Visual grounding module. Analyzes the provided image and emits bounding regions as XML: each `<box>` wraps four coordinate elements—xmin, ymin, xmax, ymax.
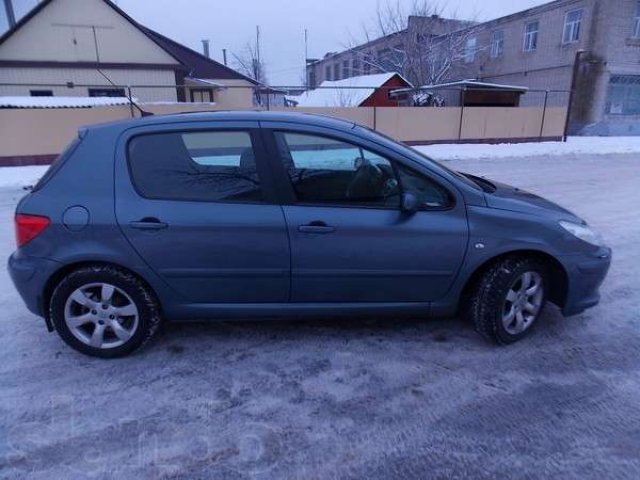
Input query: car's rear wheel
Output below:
<box><xmin>469</xmin><ymin>256</ymin><xmax>547</xmax><ymax>344</ymax></box>
<box><xmin>50</xmin><ymin>265</ymin><xmax>161</xmax><ymax>358</ymax></box>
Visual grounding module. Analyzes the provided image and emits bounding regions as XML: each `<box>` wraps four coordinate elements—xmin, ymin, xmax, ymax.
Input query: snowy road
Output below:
<box><xmin>1</xmin><ymin>152</ymin><xmax>640</xmax><ymax>479</ymax></box>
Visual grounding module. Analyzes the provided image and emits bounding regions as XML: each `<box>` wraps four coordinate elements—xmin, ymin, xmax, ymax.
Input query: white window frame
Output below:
<box><xmin>491</xmin><ymin>30</ymin><xmax>504</xmax><ymax>58</ymax></box>
<box><xmin>523</xmin><ymin>21</ymin><xmax>539</xmax><ymax>52</ymax></box>
<box><xmin>465</xmin><ymin>36</ymin><xmax>477</xmax><ymax>63</ymax></box>
<box><xmin>634</xmin><ymin>1</ymin><xmax>640</xmax><ymax>38</ymax></box>
<box><xmin>563</xmin><ymin>9</ymin><xmax>583</xmax><ymax>44</ymax></box>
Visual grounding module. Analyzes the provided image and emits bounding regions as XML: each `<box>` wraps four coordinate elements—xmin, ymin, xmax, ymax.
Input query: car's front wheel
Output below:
<box><xmin>50</xmin><ymin>265</ymin><xmax>161</xmax><ymax>358</ymax></box>
<box><xmin>469</xmin><ymin>256</ymin><xmax>547</xmax><ymax>344</ymax></box>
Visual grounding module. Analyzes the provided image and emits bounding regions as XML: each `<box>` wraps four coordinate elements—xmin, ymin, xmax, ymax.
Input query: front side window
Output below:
<box><xmin>563</xmin><ymin>10</ymin><xmax>583</xmax><ymax>44</ymax></box>
<box><xmin>273</xmin><ymin>132</ymin><xmax>450</xmax><ymax>209</ymax></box>
<box><xmin>465</xmin><ymin>37</ymin><xmax>477</xmax><ymax>63</ymax></box>
<box><xmin>128</xmin><ymin>130</ymin><xmax>263</xmax><ymax>202</ymax></box>
<box><xmin>491</xmin><ymin>30</ymin><xmax>504</xmax><ymax>58</ymax></box>
<box><xmin>634</xmin><ymin>1</ymin><xmax>640</xmax><ymax>38</ymax></box>
<box><xmin>524</xmin><ymin>21</ymin><xmax>539</xmax><ymax>51</ymax></box>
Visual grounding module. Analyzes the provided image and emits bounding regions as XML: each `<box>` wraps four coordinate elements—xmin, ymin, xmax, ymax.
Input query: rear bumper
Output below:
<box><xmin>7</xmin><ymin>251</ymin><xmax>61</xmax><ymax>319</ymax></box>
<box><xmin>560</xmin><ymin>247</ymin><xmax>612</xmax><ymax>316</ymax></box>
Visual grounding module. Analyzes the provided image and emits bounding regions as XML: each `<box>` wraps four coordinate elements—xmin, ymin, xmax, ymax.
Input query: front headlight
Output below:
<box><xmin>559</xmin><ymin>221</ymin><xmax>605</xmax><ymax>247</ymax></box>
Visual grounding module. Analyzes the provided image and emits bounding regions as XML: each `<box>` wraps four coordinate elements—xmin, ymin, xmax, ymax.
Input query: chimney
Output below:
<box><xmin>201</xmin><ymin>39</ymin><xmax>210</xmax><ymax>58</ymax></box>
<box><xmin>4</xmin><ymin>0</ymin><xmax>16</xmax><ymax>28</ymax></box>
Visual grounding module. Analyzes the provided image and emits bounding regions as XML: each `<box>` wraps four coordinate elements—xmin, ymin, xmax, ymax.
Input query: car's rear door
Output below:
<box><xmin>114</xmin><ymin>120</ymin><xmax>290</xmax><ymax>304</ymax></box>
<box><xmin>260</xmin><ymin>123</ymin><xmax>469</xmax><ymax>304</ymax></box>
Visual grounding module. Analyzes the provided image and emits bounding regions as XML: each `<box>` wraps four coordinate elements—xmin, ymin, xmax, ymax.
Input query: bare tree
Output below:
<box><xmin>233</xmin><ymin>41</ymin><xmax>267</xmax><ymax>84</ymax></box>
<box><xmin>349</xmin><ymin>1</ymin><xmax>482</xmax><ymax>97</ymax></box>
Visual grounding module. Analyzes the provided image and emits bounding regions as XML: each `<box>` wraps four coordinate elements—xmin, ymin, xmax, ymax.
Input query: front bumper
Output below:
<box><xmin>8</xmin><ymin>251</ymin><xmax>61</xmax><ymax>323</ymax></box>
<box><xmin>560</xmin><ymin>246</ymin><xmax>612</xmax><ymax>316</ymax></box>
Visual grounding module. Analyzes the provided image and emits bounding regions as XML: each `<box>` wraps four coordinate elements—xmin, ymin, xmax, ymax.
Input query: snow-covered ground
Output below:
<box><xmin>416</xmin><ymin>135</ymin><xmax>640</xmax><ymax>160</ymax></box>
<box><xmin>1</xmin><ymin>150</ymin><xmax>639</xmax><ymax>479</ymax></box>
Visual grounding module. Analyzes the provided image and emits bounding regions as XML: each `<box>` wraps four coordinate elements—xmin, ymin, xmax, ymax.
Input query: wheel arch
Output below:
<box><xmin>42</xmin><ymin>260</ymin><xmax>164</xmax><ymax>326</ymax></box>
<box><xmin>459</xmin><ymin>249</ymin><xmax>569</xmax><ymax>312</ymax></box>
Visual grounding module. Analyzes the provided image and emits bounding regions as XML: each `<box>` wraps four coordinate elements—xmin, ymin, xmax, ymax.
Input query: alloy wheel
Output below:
<box><xmin>64</xmin><ymin>282</ymin><xmax>139</xmax><ymax>349</ymax></box>
<box><xmin>501</xmin><ymin>271</ymin><xmax>544</xmax><ymax>335</ymax></box>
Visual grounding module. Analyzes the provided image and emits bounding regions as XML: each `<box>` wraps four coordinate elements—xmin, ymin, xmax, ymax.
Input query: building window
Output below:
<box><xmin>563</xmin><ymin>10</ymin><xmax>583</xmax><ymax>44</ymax></box>
<box><xmin>363</xmin><ymin>54</ymin><xmax>372</xmax><ymax>74</ymax></box>
<box><xmin>352</xmin><ymin>58</ymin><xmax>361</xmax><ymax>75</ymax></box>
<box><xmin>30</xmin><ymin>90</ymin><xmax>53</xmax><ymax>97</ymax></box>
<box><xmin>524</xmin><ymin>21</ymin><xmax>539</xmax><ymax>52</ymax></box>
<box><xmin>88</xmin><ymin>88</ymin><xmax>126</xmax><ymax>97</ymax></box>
<box><xmin>377</xmin><ymin>48</ymin><xmax>394</xmax><ymax>71</ymax></box>
<box><xmin>190</xmin><ymin>89</ymin><xmax>214</xmax><ymax>102</ymax></box>
<box><xmin>343</xmin><ymin>60</ymin><xmax>350</xmax><ymax>78</ymax></box>
<box><xmin>465</xmin><ymin>37</ymin><xmax>477</xmax><ymax>63</ymax></box>
<box><xmin>325</xmin><ymin>65</ymin><xmax>332</xmax><ymax>81</ymax></box>
<box><xmin>634</xmin><ymin>1</ymin><xmax>640</xmax><ymax>38</ymax></box>
<box><xmin>607</xmin><ymin>75</ymin><xmax>640</xmax><ymax>115</ymax></box>
<box><xmin>335</xmin><ymin>62</ymin><xmax>342</xmax><ymax>80</ymax></box>
<box><xmin>491</xmin><ymin>30</ymin><xmax>504</xmax><ymax>58</ymax></box>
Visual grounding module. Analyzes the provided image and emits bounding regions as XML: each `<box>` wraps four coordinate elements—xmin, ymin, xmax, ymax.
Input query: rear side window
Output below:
<box><xmin>128</xmin><ymin>130</ymin><xmax>263</xmax><ymax>202</ymax></box>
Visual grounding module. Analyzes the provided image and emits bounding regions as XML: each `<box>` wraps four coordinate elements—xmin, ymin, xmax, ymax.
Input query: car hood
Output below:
<box><xmin>483</xmin><ymin>178</ymin><xmax>583</xmax><ymax>223</ymax></box>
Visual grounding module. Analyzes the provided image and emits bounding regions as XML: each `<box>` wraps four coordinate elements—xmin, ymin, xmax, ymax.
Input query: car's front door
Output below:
<box><xmin>115</xmin><ymin>122</ymin><xmax>290</xmax><ymax>304</ymax></box>
<box><xmin>263</xmin><ymin>127</ymin><xmax>468</xmax><ymax>303</ymax></box>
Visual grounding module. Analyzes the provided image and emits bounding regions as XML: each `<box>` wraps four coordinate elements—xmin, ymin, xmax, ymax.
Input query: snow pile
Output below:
<box><xmin>415</xmin><ymin>136</ymin><xmax>640</xmax><ymax>160</ymax></box>
<box><xmin>0</xmin><ymin>165</ymin><xmax>48</xmax><ymax>189</ymax></box>
<box><xmin>290</xmin><ymin>73</ymin><xmax>401</xmax><ymax>107</ymax></box>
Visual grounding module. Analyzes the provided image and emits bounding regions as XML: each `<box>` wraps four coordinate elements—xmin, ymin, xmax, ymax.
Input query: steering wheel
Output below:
<box><xmin>346</xmin><ymin>157</ymin><xmax>385</xmax><ymax>199</ymax></box>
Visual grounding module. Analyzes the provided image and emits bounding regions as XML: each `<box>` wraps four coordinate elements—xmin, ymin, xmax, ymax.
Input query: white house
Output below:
<box><xmin>0</xmin><ymin>0</ymin><xmax>258</xmax><ymax>107</ymax></box>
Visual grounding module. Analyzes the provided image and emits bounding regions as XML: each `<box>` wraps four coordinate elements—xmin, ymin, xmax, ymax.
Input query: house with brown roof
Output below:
<box><xmin>0</xmin><ymin>0</ymin><xmax>258</xmax><ymax>108</ymax></box>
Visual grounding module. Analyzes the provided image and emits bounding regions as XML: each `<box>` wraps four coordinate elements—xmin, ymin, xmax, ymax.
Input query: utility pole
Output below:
<box><xmin>256</xmin><ymin>25</ymin><xmax>261</xmax><ymax>83</ymax></box>
<box><xmin>222</xmin><ymin>48</ymin><xmax>227</xmax><ymax>66</ymax></box>
<box><xmin>304</xmin><ymin>28</ymin><xmax>309</xmax><ymax>88</ymax></box>
<box><xmin>3</xmin><ymin>0</ymin><xmax>16</xmax><ymax>28</ymax></box>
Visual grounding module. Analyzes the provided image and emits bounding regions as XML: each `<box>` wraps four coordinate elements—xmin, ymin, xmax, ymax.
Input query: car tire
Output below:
<box><xmin>469</xmin><ymin>255</ymin><xmax>547</xmax><ymax>344</ymax></box>
<box><xmin>50</xmin><ymin>265</ymin><xmax>162</xmax><ymax>358</ymax></box>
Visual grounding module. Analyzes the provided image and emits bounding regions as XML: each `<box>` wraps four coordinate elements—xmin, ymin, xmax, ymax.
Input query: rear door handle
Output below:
<box><xmin>129</xmin><ymin>218</ymin><xmax>168</xmax><ymax>230</ymax></box>
<box><xmin>298</xmin><ymin>221</ymin><xmax>335</xmax><ymax>234</ymax></box>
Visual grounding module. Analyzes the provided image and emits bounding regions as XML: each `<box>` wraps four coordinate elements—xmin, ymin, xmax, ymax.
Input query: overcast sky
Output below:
<box><xmin>3</xmin><ymin>0</ymin><xmax>548</xmax><ymax>85</ymax></box>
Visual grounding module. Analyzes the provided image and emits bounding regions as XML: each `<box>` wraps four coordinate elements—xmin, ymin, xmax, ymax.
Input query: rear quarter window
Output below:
<box><xmin>32</xmin><ymin>138</ymin><xmax>81</xmax><ymax>191</ymax></box>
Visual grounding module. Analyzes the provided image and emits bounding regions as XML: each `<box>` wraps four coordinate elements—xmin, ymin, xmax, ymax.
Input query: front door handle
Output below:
<box><xmin>298</xmin><ymin>221</ymin><xmax>335</xmax><ymax>234</ymax></box>
<box><xmin>129</xmin><ymin>217</ymin><xmax>168</xmax><ymax>230</ymax></box>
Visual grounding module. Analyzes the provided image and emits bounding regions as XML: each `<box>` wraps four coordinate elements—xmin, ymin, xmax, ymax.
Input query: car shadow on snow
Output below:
<box><xmin>147</xmin><ymin>304</ymin><xmax>569</xmax><ymax>357</ymax></box>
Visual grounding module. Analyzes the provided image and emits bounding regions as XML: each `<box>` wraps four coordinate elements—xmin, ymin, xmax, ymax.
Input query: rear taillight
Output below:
<box><xmin>15</xmin><ymin>214</ymin><xmax>50</xmax><ymax>248</ymax></box>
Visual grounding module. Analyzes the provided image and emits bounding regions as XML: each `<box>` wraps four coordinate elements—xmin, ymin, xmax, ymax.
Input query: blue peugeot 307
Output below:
<box><xmin>8</xmin><ymin>111</ymin><xmax>611</xmax><ymax>357</ymax></box>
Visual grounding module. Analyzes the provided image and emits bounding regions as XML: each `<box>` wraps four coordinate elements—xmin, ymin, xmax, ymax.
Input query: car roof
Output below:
<box><xmin>84</xmin><ymin>110</ymin><xmax>357</xmax><ymax>133</ymax></box>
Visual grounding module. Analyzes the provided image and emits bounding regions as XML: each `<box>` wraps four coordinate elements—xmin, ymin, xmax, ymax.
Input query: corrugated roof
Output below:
<box><xmin>0</xmin><ymin>96</ymin><xmax>136</xmax><ymax>108</ymax></box>
<box><xmin>140</xmin><ymin>26</ymin><xmax>259</xmax><ymax>85</ymax></box>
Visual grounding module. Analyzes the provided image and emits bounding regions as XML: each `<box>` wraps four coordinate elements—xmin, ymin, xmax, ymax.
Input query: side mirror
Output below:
<box><xmin>401</xmin><ymin>192</ymin><xmax>419</xmax><ymax>213</ymax></box>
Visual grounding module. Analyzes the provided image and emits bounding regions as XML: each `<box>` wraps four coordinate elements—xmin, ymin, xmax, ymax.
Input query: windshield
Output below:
<box><xmin>355</xmin><ymin>126</ymin><xmax>481</xmax><ymax>191</ymax></box>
